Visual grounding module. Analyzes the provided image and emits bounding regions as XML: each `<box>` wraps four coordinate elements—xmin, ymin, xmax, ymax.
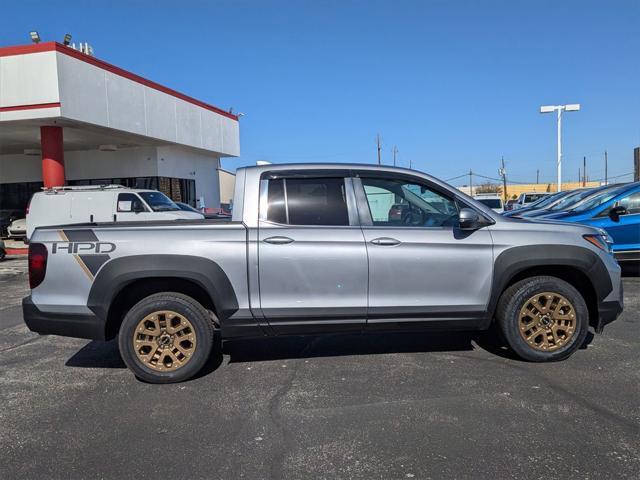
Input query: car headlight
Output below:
<box><xmin>583</xmin><ymin>232</ymin><xmax>613</xmax><ymax>253</ymax></box>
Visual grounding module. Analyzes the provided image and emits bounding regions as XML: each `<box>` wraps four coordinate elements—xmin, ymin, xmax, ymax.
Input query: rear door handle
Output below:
<box><xmin>370</xmin><ymin>237</ymin><xmax>401</xmax><ymax>246</ymax></box>
<box><xmin>263</xmin><ymin>236</ymin><xmax>294</xmax><ymax>245</ymax></box>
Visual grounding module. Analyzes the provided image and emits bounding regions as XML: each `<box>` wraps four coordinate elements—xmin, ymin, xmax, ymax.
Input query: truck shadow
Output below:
<box><xmin>64</xmin><ymin>329</ymin><xmax>594</xmax><ymax>377</ymax></box>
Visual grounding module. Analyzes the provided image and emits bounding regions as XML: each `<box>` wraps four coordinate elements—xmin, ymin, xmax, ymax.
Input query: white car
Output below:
<box><xmin>26</xmin><ymin>186</ymin><xmax>203</xmax><ymax>241</ymax></box>
<box><xmin>7</xmin><ymin>217</ymin><xmax>26</xmax><ymax>240</ymax></box>
<box><xmin>473</xmin><ymin>195</ymin><xmax>504</xmax><ymax>213</ymax></box>
<box><xmin>511</xmin><ymin>192</ymin><xmax>550</xmax><ymax>210</ymax></box>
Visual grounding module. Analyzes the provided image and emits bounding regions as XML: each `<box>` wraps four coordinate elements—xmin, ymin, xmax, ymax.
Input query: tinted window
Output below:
<box><xmin>362</xmin><ymin>177</ymin><xmax>459</xmax><ymax>227</ymax></box>
<box><xmin>265</xmin><ymin>177</ymin><xmax>349</xmax><ymax>226</ymax></box>
<box><xmin>476</xmin><ymin>198</ymin><xmax>502</xmax><ymax>208</ymax></box>
<box><xmin>266</xmin><ymin>178</ymin><xmax>287</xmax><ymax>224</ymax></box>
<box><xmin>287</xmin><ymin>178</ymin><xmax>349</xmax><ymax>225</ymax></box>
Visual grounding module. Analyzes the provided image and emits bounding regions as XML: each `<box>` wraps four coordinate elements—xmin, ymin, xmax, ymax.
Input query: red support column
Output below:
<box><xmin>40</xmin><ymin>126</ymin><xmax>65</xmax><ymax>188</ymax></box>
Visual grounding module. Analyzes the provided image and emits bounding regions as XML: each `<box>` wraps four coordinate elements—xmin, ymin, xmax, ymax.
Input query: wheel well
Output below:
<box><xmin>503</xmin><ymin>266</ymin><xmax>598</xmax><ymax>329</ymax></box>
<box><xmin>104</xmin><ymin>277</ymin><xmax>216</xmax><ymax>340</ymax></box>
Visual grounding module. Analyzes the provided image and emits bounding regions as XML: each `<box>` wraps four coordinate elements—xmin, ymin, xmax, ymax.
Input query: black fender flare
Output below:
<box><xmin>87</xmin><ymin>255</ymin><xmax>239</xmax><ymax>322</ymax></box>
<box><xmin>487</xmin><ymin>244</ymin><xmax>612</xmax><ymax>315</ymax></box>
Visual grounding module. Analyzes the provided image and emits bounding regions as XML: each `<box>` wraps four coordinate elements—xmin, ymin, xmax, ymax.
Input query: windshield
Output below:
<box><xmin>549</xmin><ymin>189</ymin><xmax>596</xmax><ymax>211</ymax></box>
<box><xmin>570</xmin><ymin>186</ymin><xmax>628</xmax><ymax>213</ymax></box>
<box><xmin>528</xmin><ymin>191</ymin><xmax>565</xmax><ymax>209</ymax></box>
<box><xmin>476</xmin><ymin>198</ymin><xmax>502</xmax><ymax>208</ymax></box>
<box><xmin>138</xmin><ymin>192</ymin><xmax>180</xmax><ymax>212</ymax></box>
<box><xmin>176</xmin><ymin>202</ymin><xmax>201</xmax><ymax>214</ymax></box>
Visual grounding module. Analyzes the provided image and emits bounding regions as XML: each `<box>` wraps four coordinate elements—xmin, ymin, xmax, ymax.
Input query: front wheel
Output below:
<box><xmin>496</xmin><ymin>276</ymin><xmax>589</xmax><ymax>362</ymax></box>
<box><xmin>118</xmin><ymin>292</ymin><xmax>216</xmax><ymax>383</ymax></box>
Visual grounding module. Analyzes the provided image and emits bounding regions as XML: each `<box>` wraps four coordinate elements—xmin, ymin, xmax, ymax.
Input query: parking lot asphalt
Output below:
<box><xmin>0</xmin><ymin>256</ymin><xmax>639</xmax><ymax>480</ymax></box>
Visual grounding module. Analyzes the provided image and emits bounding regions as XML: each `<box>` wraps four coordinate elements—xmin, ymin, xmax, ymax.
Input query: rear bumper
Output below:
<box><xmin>22</xmin><ymin>296</ymin><xmax>107</xmax><ymax>340</ymax></box>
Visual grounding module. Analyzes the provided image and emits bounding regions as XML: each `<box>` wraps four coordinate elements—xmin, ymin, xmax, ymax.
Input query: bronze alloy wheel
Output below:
<box><xmin>518</xmin><ymin>292</ymin><xmax>577</xmax><ymax>351</ymax></box>
<box><xmin>132</xmin><ymin>310</ymin><xmax>197</xmax><ymax>372</ymax></box>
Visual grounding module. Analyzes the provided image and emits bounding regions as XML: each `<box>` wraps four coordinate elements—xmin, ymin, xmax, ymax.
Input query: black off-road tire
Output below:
<box><xmin>118</xmin><ymin>292</ymin><xmax>217</xmax><ymax>383</ymax></box>
<box><xmin>496</xmin><ymin>276</ymin><xmax>589</xmax><ymax>362</ymax></box>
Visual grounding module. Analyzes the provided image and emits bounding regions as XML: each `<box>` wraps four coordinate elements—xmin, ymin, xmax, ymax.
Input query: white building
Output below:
<box><xmin>0</xmin><ymin>41</ymin><xmax>239</xmax><ymax>214</ymax></box>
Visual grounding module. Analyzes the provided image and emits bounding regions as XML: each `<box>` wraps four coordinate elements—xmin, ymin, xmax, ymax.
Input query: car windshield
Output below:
<box><xmin>176</xmin><ymin>202</ymin><xmax>201</xmax><ymax>214</ymax></box>
<box><xmin>476</xmin><ymin>198</ymin><xmax>502</xmax><ymax>208</ymax></box>
<box><xmin>570</xmin><ymin>186</ymin><xmax>629</xmax><ymax>213</ymax></box>
<box><xmin>549</xmin><ymin>189</ymin><xmax>596</xmax><ymax>211</ymax></box>
<box><xmin>528</xmin><ymin>191</ymin><xmax>566</xmax><ymax>209</ymax></box>
<box><xmin>138</xmin><ymin>192</ymin><xmax>180</xmax><ymax>212</ymax></box>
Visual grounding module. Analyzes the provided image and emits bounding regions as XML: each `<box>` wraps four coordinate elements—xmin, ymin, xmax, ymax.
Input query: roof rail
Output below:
<box><xmin>42</xmin><ymin>184</ymin><xmax>129</xmax><ymax>192</ymax></box>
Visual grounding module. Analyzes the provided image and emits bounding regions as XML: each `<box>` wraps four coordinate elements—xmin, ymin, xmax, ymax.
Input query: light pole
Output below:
<box><xmin>540</xmin><ymin>104</ymin><xmax>580</xmax><ymax>192</ymax></box>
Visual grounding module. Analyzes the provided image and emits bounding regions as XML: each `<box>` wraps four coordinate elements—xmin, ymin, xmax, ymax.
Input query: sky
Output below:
<box><xmin>2</xmin><ymin>0</ymin><xmax>639</xmax><ymax>186</ymax></box>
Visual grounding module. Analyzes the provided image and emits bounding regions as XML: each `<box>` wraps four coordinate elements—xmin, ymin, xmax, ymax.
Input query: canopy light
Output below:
<box><xmin>99</xmin><ymin>144</ymin><xmax>118</xmax><ymax>152</ymax></box>
<box><xmin>24</xmin><ymin>149</ymin><xmax>41</xmax><ymax>156</ymax></box>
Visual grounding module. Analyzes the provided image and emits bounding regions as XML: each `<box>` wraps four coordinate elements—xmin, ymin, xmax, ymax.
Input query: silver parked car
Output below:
<box><xmin>23</xmin><ymin>164</ymin><xmax>623</xmax><ymax>383</ymax></box>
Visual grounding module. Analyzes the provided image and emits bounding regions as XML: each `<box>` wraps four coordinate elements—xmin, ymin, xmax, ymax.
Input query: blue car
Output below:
<box><xmin>540</xmin><ymin>182</ymin><xmax>640</xmax><ymax>264</ymax></box>
<box><xmin>520</xmin><ymin>184</ymin><xmax>621</xmax><ymax>218</ymax></box>
<box><xmin>502</xmin><ymin>190</ymin><xmax>571</xmax><ymax>217</ymax></box>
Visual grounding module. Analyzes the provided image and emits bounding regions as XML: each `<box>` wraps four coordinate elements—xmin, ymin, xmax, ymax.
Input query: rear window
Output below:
<box><xmin>524</xmin><ymin>194</ymin><xmax>546</xmax><ymax>203</ymax></box>
<box><xmin>265</xmin><ymin>177</ymin><xmax>349</xmax><ymax>226</ymax></box>
<box><xmin>476</xmin><ymin>198</ymin><xmax>502</xmax><ymax>208</ymax></box>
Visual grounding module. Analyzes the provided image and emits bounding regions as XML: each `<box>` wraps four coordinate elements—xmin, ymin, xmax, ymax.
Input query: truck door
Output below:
<box><xmin>353</xmin><ymin>173</ymin><xmax>494</xmax><ymax>329</ymax></box>
<box><xmin>257</xmin><ymin>173</ymin><xmax>368</xmax><ymax>334</ymax></box>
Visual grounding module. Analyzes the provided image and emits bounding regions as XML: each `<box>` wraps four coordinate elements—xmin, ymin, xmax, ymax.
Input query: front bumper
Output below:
<box><xmin>595</xmin><ymin>280</ymin><xmax>623</xmax><ymax>333</ymax></box>
<box><xmin>22</xmin><ymin>296</ymin><xmax>107</xmax><ymax>340</ymax></box>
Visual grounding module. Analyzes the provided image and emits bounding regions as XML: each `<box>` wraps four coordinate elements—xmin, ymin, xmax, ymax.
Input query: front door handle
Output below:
<box><xmin>263</xmin><ymin>236</ymin><xmax>294</xmax><ymax>245</ymax></box>
<box><xmin>370</xmin><ymin>237</ymin><xmax>401</xmax><ymax>246</ymax></box>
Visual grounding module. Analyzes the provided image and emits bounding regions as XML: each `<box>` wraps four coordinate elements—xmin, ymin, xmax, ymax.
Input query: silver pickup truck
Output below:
<box><xmin>23</xmin><ymin>164</ymin><xmax>623</xmax><ymax>383</ymax></box>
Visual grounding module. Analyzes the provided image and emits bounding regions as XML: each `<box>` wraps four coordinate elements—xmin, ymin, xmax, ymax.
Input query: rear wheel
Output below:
<box><xmin>496</xmin><ymin>276</ymin><xmax>589</xmax><ymax>362</ymax></box>
<box><xmin>118</xmin><ymin>292</ymin><xmax>216</xmax><ymax>383</ymax></box>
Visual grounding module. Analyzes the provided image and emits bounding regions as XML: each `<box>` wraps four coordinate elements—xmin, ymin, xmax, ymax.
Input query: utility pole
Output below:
<box><xmin>392</xmin><ymin>145</ymin><xmax>398</xmax><ymax>167</ymax></box>
<box><xmin>409</xmin><ymin>159</ymin><xmax>413</xmax><ymax>169</ymax></box>
<box><xmin>469</xmin><ymin>169</ymin><xmax>473</xmax><ymax>196</ymax></box>
<box><xmin>578</xmin><ymin>167</ymin><xmax>581</xmax><ymax>185</ymax></box>
<box><xmin>604</xmin><ymin>150</ymin><xmax>608</xmax><ymax>185</ymax></box>
<box><xmin>499</xmin><ymin>157</ymin><xmax>508</xmax><ymax>202</ymax></box>
<box><xmin>536</xmin><ymin>169</ymin><xmax>539</xmax><ymax>184</ymax></box>
<box><xmin>583</xmin><ymin>156</ymin><xmax>586</xmax><ymax>186</ymax></box>
<box><xmin>376</xmin><ymin>134</ymin><xmax>382</xmax><ymax>165</ymax></box>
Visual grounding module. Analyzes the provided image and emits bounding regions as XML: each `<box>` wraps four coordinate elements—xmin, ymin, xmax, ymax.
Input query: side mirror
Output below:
<box><xmin>608</xmin><ymin>205</ymin><xmax>627</xmax><ymax>222</ymax></box>
<box><xmin>459</xmin><ymin>208</ymin><xmax>481</xmax><ymax>230</ymax></box>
